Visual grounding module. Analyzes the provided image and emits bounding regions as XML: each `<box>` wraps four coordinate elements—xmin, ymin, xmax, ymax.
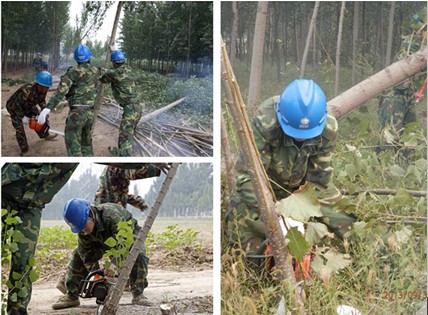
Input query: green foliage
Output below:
<box><xmin>166</xmin><ymin>75</ymin><xmax>213</xmax><ymax>118</ymax></box>
<box><xmin>145</xmin><ymin>225</ymin><xmax>200</xmax><ymax>252</ymax></box>
<box><xmin>102</xmin><ymin>220</ymin><xmax>135</xmax><ymax>271</ymax></box>
<box><xmin>1</xmin><ymin>209</ymin><xmax>37</xmax><ymax>313</ymax></box>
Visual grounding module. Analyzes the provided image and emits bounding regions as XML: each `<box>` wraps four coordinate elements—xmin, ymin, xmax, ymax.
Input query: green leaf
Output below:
<box><xmin>394</xmin><ymin>226</ymin><xmax>412</xmax><ymax>246</ymax></box>
<box><xmin>12</xmin><ymin>230</ymin><xmax>25</xmax><ymax>242</ymax></box>
<box><xmin>18</xmin><ymin>286</ymin><xmax>28</xmax><ymax>298</ymax></box>
<box><xmin>12</xmin><ymin>271</ymin><xmax>22</xmax><ymax>280</ymax></box>
<box><xmin>276</xmin><ymin>184</ymin><xmax>322</xmax><ymax>222</ymax></box>
<box><xmin>104</xmin><ymin>237</ymin><xmax>117</xmax><ymax>248</ymax></box>
<box><xmin>5</xmin><ymin>216</ymin><xmax>19</xmax><ymax>225</ymax></box>
<box><xmin>324</xmin><ymin>249</ymin><xmax>352</xmax><ymax>273</ymax></box>
<box><xmin>9</xmin><ymin>293</ymin><xmax>17</xmax><ymax>303</ymax></box>
<box><xmin>305</xmin><ymin>223</ymin><xmax>333</xmax><ymax>246</ymax></box>
<box><xmin>29</xmin><ymin>270</ymin><xmax>39</xmax><ymax>283</ymax></box>
<box><xmin>9</xmin><ymin>242</ymin><xmax>19</xmax><ymax>253</ymax></box>
<box><xmin>345</xmin><ymin>164</ymin><xmax>358</xmax><ymax>181</ymax></box>
<box><xmin>389</xmin><ymin>165</ymin><xmax>405</xmax><ymax>177</ymax></box>
<box><xmin>286</xmin><ymin>227</ymin><xmax>310</xmax><ymax>261</ymax></box>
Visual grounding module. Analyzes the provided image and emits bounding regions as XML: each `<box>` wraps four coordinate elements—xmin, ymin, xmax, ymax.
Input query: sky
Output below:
<box><xmin>69</xmin><ymin>163</ymin><xmax>156</xmax><ymax>198</ymax></box>
<box><xmin>68</xmin><ymin>0</ymin><xmax>123</xmax><ymax>45</ymax></box>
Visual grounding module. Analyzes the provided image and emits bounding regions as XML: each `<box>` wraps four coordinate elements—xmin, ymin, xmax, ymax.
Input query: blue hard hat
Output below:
<box><xmin>74</xmin><ymin>44</ymin><xmax>92</xmax><ymax>63</ymax></box>
<box><xmin>276</xmin><ymin>79</ymin><xmax>327</xmax><ymax>139</ymax></box>
<box><xmin>63</xmin><ymin>198</ymin><xmax>91</xmax><ymax>233</ymax></box>
<box><xmin>35</xmin><ymin>71</ymin><xmax>53</xmax><ymax>87</ymax></box>
<box><xmin>111</xmin><ymin>50</ymin><xmax>126</xmax><ymax>63</ymax></box>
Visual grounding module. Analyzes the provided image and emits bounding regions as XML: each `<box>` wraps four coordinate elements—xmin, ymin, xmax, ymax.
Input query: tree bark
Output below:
<box><xmin>93</xmin><ymin>2</ymin><xmax>123</xmax><ymax>118</ymax></box>
<box><xmin>247</xmin><ymin>1</ymin><xmax>268</xmax><ymax>110</ymax></box>
<box><xmin>328</xmin><ymin>46</ymin><xmax>427</xmax><ymax>120</ymax></box>
<box><xmin>300</xmin><ymin>1</ymin><xmax>320</xmax><ymax>78</ymax></box>
<box><xmin>351</xmin><ymin>2</ymin><xmax>360</xmax><ymax>85</ymax></box>
<box><xmin>334</xmin><ymin>2</ymin><xmax>346</xmax><ymax>97</ymax></box>
<box><xmin>222</xmin><ymin>38</ymin><xmax>306</xmax><ymax>314</ymax></box>
<box><xmin>230</xmin><ymin>2</ymin><xmax>239</xmax><ymax>65</ymax></box>
<box><xmin>385</xmin><ymin>2</ymin><xmax>396</xmax><ymax>67</ymax></box>
<box><xmin>101</xmin><ymin>164</ymin><xmax>180</xmax><ymax>315</ymax></box>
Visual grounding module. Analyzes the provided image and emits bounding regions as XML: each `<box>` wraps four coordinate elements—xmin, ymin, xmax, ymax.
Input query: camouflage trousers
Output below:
<box><xmin>65</xmin><ymin>247</ymin><xmax>149</xmax><ymax>298</ymax></box>
<box><xmin>5</xmin><ymin>102</ymin><xmax>44</xmax><ymax>152</ymax></box>
<box><xmin>378</xmin><ymin>93</ymin><xmax>416</xmax><ymax>134</ymax></box>
<box><xmin>65</xmin><ymin>108</ymin><xmax>95</xmax><ymax>157</ymax></box>
<box><xmin>2</xmin><ymin>205</ymin><xmax>42</xmax><ymax>315</ymax></box>
<box><xmin>118</xmin><ymin>102</ymin><xmax>143</xmax><ymax>157</ymax></box>
<box><xmin>225</xmin><ymin>181</ymin><xmax>356</xmax><ymax>265</ymax></box>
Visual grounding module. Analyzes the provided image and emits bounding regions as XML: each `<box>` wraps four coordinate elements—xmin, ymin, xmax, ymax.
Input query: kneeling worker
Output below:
<box><xmin>52</xmin><ymin>198</ymin><xmax>153</xmax><ymax>309</ymax></box>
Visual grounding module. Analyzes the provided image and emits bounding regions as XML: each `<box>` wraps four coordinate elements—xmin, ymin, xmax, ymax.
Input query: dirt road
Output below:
<box><xmin>29</xmin><ymin>269</ymin><xmax>213</xmax><ymax>315</ymax></box>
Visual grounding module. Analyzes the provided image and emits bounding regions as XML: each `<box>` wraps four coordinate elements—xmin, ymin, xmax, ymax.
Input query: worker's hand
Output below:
<box><xmin>156</xmin><ymin>163</ymin><xmax>172</xmax><ymax>175</ymax></box>
<box><xmin>37</xmin><ymin>108</ymin><xmax>51</xmax><ymax>124</ymax></box>
<box><xmin>22</xmin><ymin>116</ymin><xmax>30</xmax><ymax>124</ymax></box>
<box><xmin>109</xmin><ymin>45</ymin><xmax>115</xmax><ymax>52</ymax></box>
<box><xmin>104</xmin><ymin>267</ymin><xmax>116</xmax><ymax>278</ymax></box>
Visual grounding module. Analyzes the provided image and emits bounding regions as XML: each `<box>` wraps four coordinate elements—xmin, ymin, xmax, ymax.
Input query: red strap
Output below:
<box><xmin>416</xmin><ymin>77</ymin><xmax>427</xmax><ymax>102</ymax></box>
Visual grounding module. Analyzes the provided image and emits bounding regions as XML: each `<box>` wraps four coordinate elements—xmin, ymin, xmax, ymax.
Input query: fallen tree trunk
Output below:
<box><xmin>222</xmin><ymin>38</ymin><xmax>306</xmax><ymax>314</ymax></box>
<box><xmin>139</xmin><ymin>97</ymin><xmax>187</xmax><ymax>123</ymax></box>
<box><xmin>101</xmin><ymin>164</ymin><xmax>179</xmax><ymax>315</ymax></box>
<box><xmin>328</xmin><ymin>46</ymin><xmax>427</xmax><ymax>120</ymax></box>
<box><xmin>341</xmin><ymin>188</ymin><xmax>426</xmax><ymax>198</ymax></box>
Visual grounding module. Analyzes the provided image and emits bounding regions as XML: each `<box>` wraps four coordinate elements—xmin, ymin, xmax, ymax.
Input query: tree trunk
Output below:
<box><xmin>300</xmin><ymin>1</ymin><xmax>320</xmax><ymax>78</ymax></box>
<box><xmin>385</xmin><ymin>2</ymin><xmax>396</xmax><ymax>67</ymax></box>
<box><xmin>101</xmin><ymin>164</ymin><xmax>180</xmax><ymax>315</ymax></box>
<box><xmin>186</xmin><ymin>2</ymin><xmax>193</xmax><ymax>78</ymax></box>
<box><xmin>334</xmin><ymin>2</ymin><xmax>346</xmax><ymax>97</ymax></box>
<box><xmin>93</xmin><ymin>1</ymin><xmax>123</xmax><ymax>130</ymax></box>
<box><xmin>351</xmin><ymin>1</ymin><xmax>360</xmax><ymax>85</ymax></box>
<box><xmin>222</xmin><ymin>38</ymin><xmax>307</xmax><ymax>315</ymax></box>
<box><xmin>230</xmin><ymin>2</ymin><xmax>239</xmax><ymax>65</ymax></box>
<box><xmin>328</xmin><ymin>46</ymin><xmax>427</xmax><ymax>120</ymax></box>
<box><xmin>221</xmin><ymin>109</ymin><xmax>235</xmax><ymax>202</ymax></box>
<box><xmin>247</xmin><ymin>1</ymin><xmax>268</xmax><ymax>110</ymax></box>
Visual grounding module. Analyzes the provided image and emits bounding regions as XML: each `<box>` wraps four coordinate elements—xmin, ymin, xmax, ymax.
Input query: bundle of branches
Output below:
<box><xmin>98</xmin><ymin>98</ymin><xmax>213</xmax><ymax>157</ymax></box>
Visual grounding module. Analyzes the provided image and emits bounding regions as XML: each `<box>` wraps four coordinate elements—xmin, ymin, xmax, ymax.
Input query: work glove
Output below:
<box><xmin>37</xmin><ymin>108</ymin><xmax>51</xmax><ymax>124</ymax></box>
<box><xmin>156</xmin><ymin>163</ymin><xmax>172</xmax><ymax>175</ymax></box>
<box><xmin>22</xmin><ymin>116</ymin><xmax>30</xmax><ymax>124</ymax></box>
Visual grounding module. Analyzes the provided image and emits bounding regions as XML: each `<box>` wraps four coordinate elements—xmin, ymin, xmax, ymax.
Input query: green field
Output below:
<box><xmin>41</xmin><ymin>217</ymin><xmax>213</xmax><ymax>244</ymax></box>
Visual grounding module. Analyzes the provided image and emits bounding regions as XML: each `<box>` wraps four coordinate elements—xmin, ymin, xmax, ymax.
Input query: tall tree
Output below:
<box><xmin>300</xmin><ymin>1</ymin><xmax>320</xmax><ymax>78</ymax></box>
<box><xmin>247</xmin><ymin>1</ymin><xmax>268</xmax><ymax>110</ymax></box>
<box><xmin>351</xmin><ymin>1</ymin><xmax>360</xmax><ymax>85</ymax></box>
<box><xmin>334</xmin><ymin>2</ymin><xmax>346</xmax><ymax>97</ymax></box>
<box><xmin>230</xmin><ymin>2</ymin><xmax>239</xmax><ymax>65</ymax></box>
<box><xmin>385</xmin><ymin>2</ymin><xmax>396</xmax><ymax>67</ymax></box>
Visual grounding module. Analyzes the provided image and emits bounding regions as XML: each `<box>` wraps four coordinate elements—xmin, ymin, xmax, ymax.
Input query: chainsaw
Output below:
<box><xmin>28</xmin><ymin>118</ymin><xmax>64</xmax><ymax>137</ymax></box>
<box><xmin>78</xmin><ymin>269</ymin><xmax>116</xmax><ymax>315</ymax></box>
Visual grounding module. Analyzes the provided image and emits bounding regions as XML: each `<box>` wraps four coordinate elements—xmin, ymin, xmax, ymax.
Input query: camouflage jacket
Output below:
<box><xmin>99</xmin><ymin>64</ymin><xmax>139</xmax><ymax>105</ymax></box>
<box><xmin>235</xmin><ymin>96</ymin><xmax>340</xmax><ymax>203</ymax></box>
<box><xmin>77</xmin><ymin>203</ymin><xmax>140</xmax><ymax>266</ymax></box>
<box><xmin>1</xmin><ymin>163</ymin><xmax>78</xmax><ymax>209</ymax></box>
<box><xmin>47</xmin><ymin>63</ymin><xmax>101</xmax><ymax>110</ymax></box>
<box><xmin>33</xmin><ymin>57</ymin><xmax>43</xmax><ymax>71</ymax></box>
<box><xmin>6</xmin><ymin>83</ymin><xmax>48</xmax><ymax>118</ymax></box>
<box><xmin>94</xmin><ymin>164</ymin><xmax>161</xmax><ymax>210</ymax></box>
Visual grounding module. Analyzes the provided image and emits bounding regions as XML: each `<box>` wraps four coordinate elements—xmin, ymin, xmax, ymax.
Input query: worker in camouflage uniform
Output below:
<box><xmin>6</xmin><ymin>71</ymin><xmax>57</xmax><ymax>156</ymax></box>
<box><xmin>95</xmin><ymin>164</ymin><xmax>162</xmax><ymax>209</ymax></box>
<box><xmin>378</xmin><ymin>12</ymin><xmax>427</xmax><ymax>143</ymax></box>
<box><xmin>52</xmin><ymin>199</ymin><xmax>153</xmax><ymax>309</ymax></box>
<box><xmin>226</xmin><ymin>79</ymin><xmax>357</xmax><ymax>267</ymax></box>
<box><xmin>38</xmin><ymin>44</ymin><xmax>101</xmax><ymax>156</ymax></box>
<box><xmin>33</xmin><ymin>53</ymin><xmax>43</xmax><ymax>77</ymax></box>
<box><xmin>100</xmin><ymin>50</ymin><xmax>142</xmax><ymax>156</ymax></box>
<box><xmin>1</xmin><ymin>163</ymin><xmax>78</xmax><ymax>315</ymax></box>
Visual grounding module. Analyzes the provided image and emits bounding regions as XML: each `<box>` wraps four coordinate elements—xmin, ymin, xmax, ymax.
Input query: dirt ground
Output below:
<box><xmin>1</xmin><ymin>69</ymin><xmax>120</xmax><ymax>157</ymax></box>
<box><xmin>29</xmin><ymin>268</ymin><xmax>213</xmax><ymax>315</ymax></box>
